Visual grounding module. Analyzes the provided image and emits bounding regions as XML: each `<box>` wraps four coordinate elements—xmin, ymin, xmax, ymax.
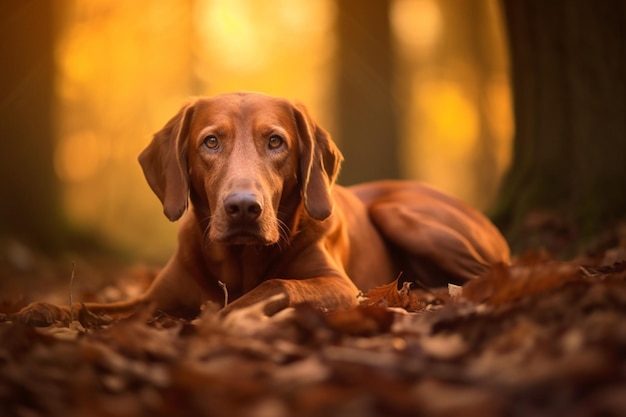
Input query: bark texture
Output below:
<box><xmin>494</xmin><ymin>0</ymin><xmax>626</xmax><ymax>248</ymax></box>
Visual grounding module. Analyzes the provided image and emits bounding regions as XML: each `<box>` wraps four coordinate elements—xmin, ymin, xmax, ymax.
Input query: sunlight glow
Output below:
<box><xmin>394</xmin><ymin>0</ymin><xmax>512</xmax><ymax>208</ymax></box>
<box><xmin>391</xmin><ymin>0</ymin><xmax>442</xmax><ymax>56</ymax></box>
<box><xmin>54</xmin><ymin>131</ymin><xmax>103</xmax><ymax>182</ymax></box>
<box><xmin>417</xmin><ymin>80</ymin><xmax>479</xmax><ymax>154</ymax></box>
<box><xmin>402</xmin><ymin>78</ymin><xmax>480</xmax><ymax>203</ymax></box>
<box><xmin>196</xmin><ymin>0</ymin><xmax>261</xmax><ymax>72</ymax></box>
<box><xmin>486</xmin><ymin>76</ymin><xmax>514</xmax><ymax>172</ymax></box>
<box><xmin>194</xmin><ymin>0</ymin><xmax>336</xmax><ymax>77</ymax></box>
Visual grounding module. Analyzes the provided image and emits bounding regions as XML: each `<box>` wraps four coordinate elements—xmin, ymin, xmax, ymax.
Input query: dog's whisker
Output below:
<box><xmin>201</xmin><ymin>216</ymin><xmax>213</xmax><ymax>249</ymax></box>
<box><xmin>275</xmin><ymin>217</ymin><xmax>292</xmax><ymax>250</ymax></box>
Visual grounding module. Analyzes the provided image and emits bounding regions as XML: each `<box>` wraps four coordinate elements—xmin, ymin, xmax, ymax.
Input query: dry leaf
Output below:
<box><xmin>5</xmin><ymin>232</ymin><xmax>626</xmax><ymax>417</ymax></box>
<box><xmin>324</xmin><ymin>305</ymin><xmax>395</xmax><ymax>336</ymax></box>
<box><xmin>359</xmin><ymin>278</ymin><xmax>426</xmax><ymax>311</ymax></box>
<box><xmin>463</xmin><ymin>261</ymin><xmax>580</xmax><ymax>305</ymax></box>
<box><xmin>448</xmin><ymin>283</ymin><xmax>463</xmax><ymax>299</ymax></box>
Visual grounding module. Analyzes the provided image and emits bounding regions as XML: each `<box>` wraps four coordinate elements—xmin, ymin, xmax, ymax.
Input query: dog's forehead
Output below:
<box><xmin>194</xmin><ymin>93</ymin><xmax>294</xmax><ymax>126</ymax></box>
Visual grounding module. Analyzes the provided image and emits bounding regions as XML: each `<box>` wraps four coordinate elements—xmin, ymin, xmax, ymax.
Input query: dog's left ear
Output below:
<box><xmin>293</xmin><ymin>102</ymin><xmax>343</xmax><ymax>221</ymax></box>
<box><xmin>138</xmin><ymin>102</ymin><xmax>195</xmax><ymax>221</ymax></box>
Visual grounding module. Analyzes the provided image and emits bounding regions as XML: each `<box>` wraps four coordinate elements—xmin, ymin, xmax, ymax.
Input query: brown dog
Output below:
<box><xmin>18</xmin><ymin>92</ymin><xmax>509</xmax><ymax>325</ymax></box>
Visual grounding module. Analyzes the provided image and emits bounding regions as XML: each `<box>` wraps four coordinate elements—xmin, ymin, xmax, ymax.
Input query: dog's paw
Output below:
<box><xmin>14</xmin><ymin>302</ymin><xmax>72</xmax><ymax>327</ymax></box>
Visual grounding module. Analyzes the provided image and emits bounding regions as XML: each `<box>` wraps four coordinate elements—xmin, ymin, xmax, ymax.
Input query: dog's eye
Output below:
<box><xmin>268</xmin><ymin>135</ymin><xmax>284</xmax><ymax>150</ymax></box>
<box><xmin>203</xmin><ymin>135</ymin><xmax>219</xmax><ymax>150</ymax></box>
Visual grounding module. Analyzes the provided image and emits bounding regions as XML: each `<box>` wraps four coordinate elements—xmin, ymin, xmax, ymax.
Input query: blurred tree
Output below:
<box><xmin>435</xmin><ymin>0</ymin><xmax>509</xmax><ymax>209</ymax></box>
<box><xmin>493</xmin><ymin>0</ymin><xmax>626</xmax><ymax>251</ymax></box>
<box><xmin>0</xmin><ymin>0</ymin><xmax>66</xmax><ymax>251</ymax></box>
<box><xmin>335</xmin><ymin>0</ymin><xmax>400</xmax><ymax>184</ymax></box>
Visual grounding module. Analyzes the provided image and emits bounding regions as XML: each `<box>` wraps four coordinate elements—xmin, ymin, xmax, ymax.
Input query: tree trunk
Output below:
<box><xmin>0</xmin><ymin>0</ymin><xmax>65</xmax><ymax>251</ymax></box>
<box><xmin>493</xmin><ymin>0</ymin><xmax>626</xmax><ymax>251</ymax></box>
<box><xmin>335</xmin><ymin>0</ymin><xmax>400</xmax><ymax>185</ymax></box>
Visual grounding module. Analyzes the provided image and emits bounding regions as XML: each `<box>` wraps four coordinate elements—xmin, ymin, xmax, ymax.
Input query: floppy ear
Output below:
<box><xmin>138</xmin><ymin>103</ymin><xmax>195</xmax><ymax>221</ymax></box>
<box><xmin>293</xmin><ymin>103</ymin><xmax>343</xmax><ymax>221</ymax></box>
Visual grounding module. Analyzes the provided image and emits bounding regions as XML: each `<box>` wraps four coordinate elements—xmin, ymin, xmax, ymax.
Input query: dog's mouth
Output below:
<box><xmin>213</xmin><ymin>225</ymin><xmax>278</xmax><ymax>246</ymax></box>
<box><xmin>221</xmin><ymin>232</ymin><xmax>272</xmax><ymax>246</ymax></box>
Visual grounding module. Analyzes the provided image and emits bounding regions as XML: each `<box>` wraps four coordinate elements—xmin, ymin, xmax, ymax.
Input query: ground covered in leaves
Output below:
<box><xmin>2</xmin><ymin>230</ymin><xmax>626</xmax><ymax>417</ymax></box>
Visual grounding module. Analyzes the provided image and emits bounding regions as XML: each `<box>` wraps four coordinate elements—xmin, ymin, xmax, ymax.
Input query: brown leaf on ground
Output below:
<box><xmin>359</xmin><ymin>279</ymin><xmax>419</xmax><ymax>309</ymax></box>
<box><xmin>462</xmin><ymin>261</ymin><xmax>580</xmax><ymax>305</ymax></box>
<box><xmin>92</xmin><ymin>308</ymin><xmax>181</xmax><ymax>361</ymax></box>
<box><xmin>324</xmin><ymin>305</ymin><xmax>395</xmax><ymax>336</ymax></box>
<box><xmin>359</xmin><ymin>277</ymin><xmax>446</xmax><ymax>312</ymax></box>
<box><xmin>5</xmin><ymin>229</ymin><xmax>626</xmax><ymax>417</ymax></box>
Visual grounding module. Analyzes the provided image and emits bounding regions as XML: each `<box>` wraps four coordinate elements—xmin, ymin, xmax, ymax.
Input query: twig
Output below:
<box><xmin>579</xmin><ymin>265</ymin><xmax>595</xmax><ymax>278</ymax></box>
<box><xmin>218</xmin><ymin>280</ymin><xmax>229</xmax><ymax>306</ymax></box>
<box><xmin>396</xmin><ymin>271</ymin><xmax>435</xmax><ymax>294</ymax></box>
<box><xmin>69</xmin><ymin>262</ymin><xmax>76</xmax><ymax>322</ymax></box>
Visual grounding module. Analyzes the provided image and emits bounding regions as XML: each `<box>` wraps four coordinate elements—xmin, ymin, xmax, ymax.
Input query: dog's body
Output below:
<box><xmin>18</xmin><ymin>92</ymin><xmax>510</xmax><ymax>324</ymax></box>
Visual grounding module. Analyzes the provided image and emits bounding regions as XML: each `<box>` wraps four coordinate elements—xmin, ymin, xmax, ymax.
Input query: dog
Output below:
<box><xmin>17</xmin><ymin>92</ymin><xmax>510</xmax><ymax>325</ymax></box>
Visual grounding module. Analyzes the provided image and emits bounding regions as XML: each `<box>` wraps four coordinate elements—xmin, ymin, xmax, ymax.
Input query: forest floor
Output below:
<box><xmin>1</xmin><ymin>221</ymin><xmax>626</xmax><ymax>417</ymax></box>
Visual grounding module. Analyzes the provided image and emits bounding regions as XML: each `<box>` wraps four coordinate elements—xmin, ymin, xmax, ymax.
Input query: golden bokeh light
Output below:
<box><xmin>416</xmin><ymin>80</ymin><xmax>479</xmax><ymax>155</ymax></box>
<box><xmin>485</xmin><ymin>75</ymin><xmax>514</xmax><ymax>173</ymax></box>
<box><xmin>393</xmin><ymin>0</ymin><xmax>512</xmax><ymax>208</ymax></box>
<box><xmin>194</xmin><ymin>0</ymin><xmax>336</xmax><ymax>73</ymax></box>
<box><xmin>54</xmin><ymin>131</ymin><xmax>107</xmax><ymax>183</ymax></box>
<box><xmin>195</xmin><ymin>0</ymin><xmax>262</xmax><ymax>72</ymax></box>
<box><xmin>391</xmin><ymin>0</ymin><xmax>442</xmax><ymax>55</ymax></box>
<box><xmin>401</xmin><ymin>77</ymin><xmax>480</xmax><ymax>203</ymax></box>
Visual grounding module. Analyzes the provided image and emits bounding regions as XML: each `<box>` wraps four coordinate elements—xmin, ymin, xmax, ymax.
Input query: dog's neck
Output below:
<box><xmin>206</xmin><ymin>243</ymin><xmax>282</xmax><ymax>299</ymax></box>
<box><xmin>186</xmin><ymin>195</ymin><xmax>307</xmax><ymax>301</ymax></box>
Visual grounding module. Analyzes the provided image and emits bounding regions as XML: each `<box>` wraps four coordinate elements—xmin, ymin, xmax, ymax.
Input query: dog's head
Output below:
<box><xmin>139</xmin><ymin>92</ymin><xmax>343</xmax><ymax>245</ymax></box>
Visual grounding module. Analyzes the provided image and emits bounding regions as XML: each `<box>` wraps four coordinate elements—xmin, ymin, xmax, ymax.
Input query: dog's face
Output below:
<box><xmin>139</xmin><ymin>92</ymin><xmax>343</xmax><ymax>246</ymax></box>
<box><xmin>188</xmin><ymin>95</ymin><xmax>300</xmax><ymax>245</ymax></box>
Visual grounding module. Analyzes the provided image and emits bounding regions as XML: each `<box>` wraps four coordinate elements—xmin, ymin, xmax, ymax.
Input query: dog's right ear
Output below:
<box><xmin>138</xmin><ymin>103</ymin><xmax>195</xmax><ymax>221</ymax></box>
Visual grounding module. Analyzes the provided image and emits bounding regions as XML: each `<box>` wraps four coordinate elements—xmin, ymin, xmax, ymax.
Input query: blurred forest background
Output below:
<box><xmin>1</xmin><ymin>0</ymin><xmax>624</xmax><ymax>265</ymax></box>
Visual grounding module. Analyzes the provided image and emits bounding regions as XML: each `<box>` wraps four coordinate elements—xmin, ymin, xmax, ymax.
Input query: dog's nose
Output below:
<box><xmin>224</xmin><ymin>192</ymin><xmax>263</xmax><ymax>222</ymax></box>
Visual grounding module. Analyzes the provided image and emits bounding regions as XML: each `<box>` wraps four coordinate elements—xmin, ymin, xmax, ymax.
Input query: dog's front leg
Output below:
<box><xmin>13</xmin><ymin>252</ymin><xmax>210</xmax><ymax>326</ymax></box>
<box><xmin>13</xmin><ymin>296</ymin><xmax>151</xmax><ymax>327</ymax></box>
<box><xmin>220</xmin><ymin>276</ymin><xmax>359</xmax><ymax>317</ymax></box>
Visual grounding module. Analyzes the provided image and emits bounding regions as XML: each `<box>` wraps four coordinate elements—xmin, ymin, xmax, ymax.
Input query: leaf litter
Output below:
<box><xmin>2</xmin><ymin>242</ymin><xmax>626</xmax><ymax>416</ymax></box>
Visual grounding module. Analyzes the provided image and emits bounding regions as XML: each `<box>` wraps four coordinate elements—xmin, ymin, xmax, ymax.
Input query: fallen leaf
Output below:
<box><xmin>463</xmin><ymin>261</ymin><xmax>580</xmax><ymax>305</ymax></box>
<box><xmin>323</xmin><ymin>305</ymin><xmax>395</xmax><ymax>336</ymax></box>
<box><xmin>359</xmin><ymin>278</ymin><xmax>428</xmax><ymax>311</ymax></box>
<box><xmin>448</xmin><ymin>283</ymin><xmax>463</xmax><ymax>299</ymax></box>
